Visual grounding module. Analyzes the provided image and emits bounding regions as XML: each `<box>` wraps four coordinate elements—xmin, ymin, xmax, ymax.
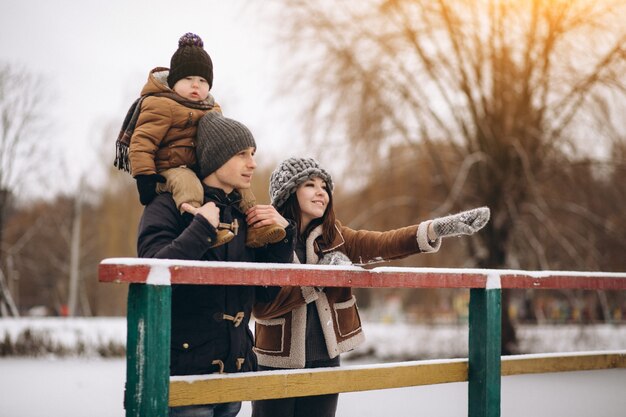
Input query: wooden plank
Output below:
<box><xmin>168</xmin><ymin>351</ymin><xmax>626</xmax><ymax>407</ymax></box>
<box><xmin>169</xmin><ymin>359</ymin><xmax>468</xmax><ymax>406</ymax></box>
<box><xmin>168</xmin><ymin>266</ymin><xmax>488</xmax><ymax>289</ymax></box>
<box><xmin>125</xmin><ymin>283</ymin><xmax>171</xmax><ymax>417</ymax></box>
<box><xmin>101</xmin><ymin>264</ymin><xmax>152</xmax><ymax>284</ymax></box>
<box><xmin>501</xmin><ymin>351</ymin><xmax>626</xmax><ymax>376</ymax></box>
<box><xmin>99</xmin><ymin>258</ymin><xmax>626</xmax><ymax>290</ymax></box>
<box><xmin>468</xmin><ymin>287</ymin><xmax>502</xmax><ymax>417</ymax></box>
<box><xmin>500</xmin><ymin>273</ymin><xmax>626</xmax><ymax>290</ymax></box>
<box><xmin>99</xmin><ymin>260</ymin><xmax>488</xmax><ymax>288</ymax></box>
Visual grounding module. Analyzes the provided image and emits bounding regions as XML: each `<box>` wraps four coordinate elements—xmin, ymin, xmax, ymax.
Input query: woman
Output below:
<box><xmin>247</xmin><ymin>157</ymin><xmax>490</xmax><ymax>417</ymax></box>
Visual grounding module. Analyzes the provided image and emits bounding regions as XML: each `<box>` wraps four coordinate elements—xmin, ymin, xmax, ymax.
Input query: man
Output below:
<box><xmin>137</xmin><ymin>112</ymin><xmax>294</xmax><ymax>417</ymax></box>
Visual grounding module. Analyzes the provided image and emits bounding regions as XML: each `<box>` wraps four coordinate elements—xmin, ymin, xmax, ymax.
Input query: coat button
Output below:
<box><xmin>182</xmin><ymin>343</ymin><xmax>189</xmax><ymax>349</ymax></box>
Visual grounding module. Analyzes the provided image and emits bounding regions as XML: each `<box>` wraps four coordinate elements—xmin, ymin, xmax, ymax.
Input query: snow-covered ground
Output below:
<box><xmin>1</xmin><ymin>358</ymin><xmax>624</xmax><ymax>417</ymax></box>
<box><xmin>1</xmin><ymin>318</ymin><xmax>626</xmax><ymax>416</ymax></box>
<box><xmin>2</xmin><ymin>317</ymin><xmax>626</xmax><ymax>359</ymax></box>
<box><xmin>0</xmin><ymin>318</ymin><xmax>626</xmax><ymax>417</ymax></box>
<box><xmin>347</xmin><ymin>321</ymin><xmax>626</xmax><ymax>360</ymax></box>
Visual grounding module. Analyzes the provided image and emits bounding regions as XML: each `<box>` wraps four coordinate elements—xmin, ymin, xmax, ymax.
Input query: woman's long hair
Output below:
<box><xmin>277</xmin><ymin>184</ymin><xmax>337</xmax><ymax>248</ymax></box>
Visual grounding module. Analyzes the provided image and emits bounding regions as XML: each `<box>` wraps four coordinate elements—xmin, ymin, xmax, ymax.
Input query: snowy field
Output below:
<box><xmin>1</xmin><ymin>318</ymin><xmax>626</xmax><ymax>416</ymax></box>
<box><xmin>1</xmin><ymin>358</ymin><xmax>625</xmax><ymax>417</ymax></box>
<box><xmin>3</xmin><ymin>317</ymin><xmax>626</xmax><ymax>359</ymax></box>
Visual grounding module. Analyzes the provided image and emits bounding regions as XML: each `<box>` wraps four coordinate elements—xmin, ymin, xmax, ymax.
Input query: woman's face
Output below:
<box><xmin>296</xmin><ymin>176</ymin><xmax>330</xmax><ymax>230</ymax></box>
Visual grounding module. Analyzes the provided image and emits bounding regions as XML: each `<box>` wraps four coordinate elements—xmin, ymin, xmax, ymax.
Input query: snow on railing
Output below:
<box><xmin>99</xmin><ymin>258</ymin><xmax>626</xmax><ymax>289</ymax></box>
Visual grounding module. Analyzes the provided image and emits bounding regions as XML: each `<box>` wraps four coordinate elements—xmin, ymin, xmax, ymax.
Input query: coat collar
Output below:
<box><xmin>202</xmin><ymin>184</ymin><xmax>243</xmax><ymax>211</ymax></box>
<box><xmin>305</xmin><ymin>223</ymin><xmax>346</xmax><ymax>263</ymax></box>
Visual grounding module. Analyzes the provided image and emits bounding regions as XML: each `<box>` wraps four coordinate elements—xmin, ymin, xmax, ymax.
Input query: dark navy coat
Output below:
<box><xmin>137</xmin><ymin>185</ymin><xmax>294</xmax><ymax>376</ymax></box>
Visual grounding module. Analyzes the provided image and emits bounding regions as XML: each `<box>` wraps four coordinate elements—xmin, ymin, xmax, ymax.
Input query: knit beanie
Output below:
<box><xmin>167</xmin><ymin>33</ymin><xmax>213</xmax><ymax>89</ymax></box>
<box><xmin>196</xmin><ymin>112</ymin><xmax>257</xmax><ymax>178</ymax></box>
<box><xmin>269</xmin><ymin>157</ymin><xmax>334</xmax><ymax>208</ymax></box>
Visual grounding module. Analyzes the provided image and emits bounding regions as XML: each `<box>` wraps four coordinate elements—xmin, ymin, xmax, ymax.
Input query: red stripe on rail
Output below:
<box><xmin>500</xmin><ymin>273</ymin><xmax>626</xmax><ymax>290</ymax></box>
<box><xmin>98</xmin><ymin>259</ymin><xmax>626</xmax><ymax>290</ymax></box>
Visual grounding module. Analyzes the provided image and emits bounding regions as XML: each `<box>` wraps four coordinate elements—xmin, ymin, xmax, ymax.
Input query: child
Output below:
<box><xmin>115</xmin><ymin>32</ymin><xmax>285</xmax><ymax>248</ymax></box>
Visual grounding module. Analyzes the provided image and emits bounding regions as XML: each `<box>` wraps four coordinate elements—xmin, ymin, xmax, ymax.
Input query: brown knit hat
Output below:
<box><xmin>167</xmin><ymin>33</ymin><xmax>213</xmax><ymax>89</ymax></box>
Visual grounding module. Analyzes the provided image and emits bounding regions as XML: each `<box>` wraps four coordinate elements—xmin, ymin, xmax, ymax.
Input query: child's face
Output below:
<box><xmin>172</xmin><ymin>76</ymin><xmax>210</xmax><ymax>102</ymax></box>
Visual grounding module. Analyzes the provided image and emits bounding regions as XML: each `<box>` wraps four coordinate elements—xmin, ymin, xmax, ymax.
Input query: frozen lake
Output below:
<box><xmin>1</xmin><ymin>358</ymin><xmax>625</xmax><ymax>417</ymax></box>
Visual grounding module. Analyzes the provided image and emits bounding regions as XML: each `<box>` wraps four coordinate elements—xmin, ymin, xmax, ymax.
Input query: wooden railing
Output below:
<box><xmin>98</xmin><ymin>258</ymin><xmax>626</xmax><ymax>417</ymax></box>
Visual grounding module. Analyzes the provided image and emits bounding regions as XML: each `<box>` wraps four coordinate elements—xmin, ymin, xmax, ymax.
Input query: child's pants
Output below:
<box><xmin>157</xmin><ymin>166</ymin><xmax>204</xmax><ymax>211</ymax></box>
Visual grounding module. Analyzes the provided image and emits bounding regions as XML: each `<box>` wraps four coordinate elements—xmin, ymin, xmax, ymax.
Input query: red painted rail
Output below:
<box><xmin>99</xmin><ymin>258</ymin><xmax>626</xmax><ymax>290</ymax></box>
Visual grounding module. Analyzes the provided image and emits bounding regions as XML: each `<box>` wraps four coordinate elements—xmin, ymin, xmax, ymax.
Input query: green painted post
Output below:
<box><xmin>125</xmin><ymin>283</ymin><xmax>172</xmax><ymax>417</ymax></box>
<box><xmin>468</xmin><ymin>281</ymin><xmax>501</xmax><ymax>417</ymax></box>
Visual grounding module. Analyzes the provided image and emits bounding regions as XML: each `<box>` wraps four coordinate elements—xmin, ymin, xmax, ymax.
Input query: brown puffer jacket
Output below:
<box><xmin>129</xmin><ymin>67</ymin><xmax>222</xmax><ymax>177</ymax></box>
<box><xmin>252</xmin><ymin>220</ymin><xmax>442</xmax><ymax>369</ymax></box>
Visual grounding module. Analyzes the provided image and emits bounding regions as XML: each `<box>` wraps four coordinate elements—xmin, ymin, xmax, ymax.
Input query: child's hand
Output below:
<box><xmin>246</xmin><ymin>205</ymin><xmax>289</xmax><ymax>228</ymax></box>
<box><xmin>135</xmin><ymin>174</ymin><xmax>166</xmax><ymax>205</ymax></box>
<box><xmin>182</xmin><ymin>202</ymin><xmax>220</xmax><ymax>228</ymax></box>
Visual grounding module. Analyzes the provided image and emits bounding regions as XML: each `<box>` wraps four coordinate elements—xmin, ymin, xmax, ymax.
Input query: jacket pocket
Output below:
<box><xmin>254</xmin><ymin>317</ymin><xmax>286</xmax><ymax>354</ymax></box>
<box><xmin>333</xmin><ymin>295</ymin><xmax>362</xmax><ymax>338</ymax></box>
<box><xmin>171</xmin><ymin>337</ymin><xmax>226</xmax><ymax>376</ymax></box>
<box><xmin>170</xmin><ymin>320</ymin><xmax>229</xmax><ymax>375</ymax></box>
<box><xmin>167</xmin><ymin>140</ymin><xmax>196</xmax><ymax>168</ymax></box>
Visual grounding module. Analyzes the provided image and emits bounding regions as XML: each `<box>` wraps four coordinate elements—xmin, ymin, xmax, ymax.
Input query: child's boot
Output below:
<box><xmin>209</xmin><ymin>220</ymin><xmax>239</xmax><ymax>248</ymax></box>
<box><xmin>246</xmin><ymin>224</ymin><xmax>286</xmax><ymax>248</ymax></box>
<box><xmin>237</xmin><ymin>188</ymin><xmax>286</xmax><ymax>247</ymax></box>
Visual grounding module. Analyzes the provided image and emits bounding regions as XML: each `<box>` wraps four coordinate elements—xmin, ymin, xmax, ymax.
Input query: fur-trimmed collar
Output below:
<box><xmin>305</xmin><ymin>223</ymin><xmax>346</xmax><ymax>263</ymax></box>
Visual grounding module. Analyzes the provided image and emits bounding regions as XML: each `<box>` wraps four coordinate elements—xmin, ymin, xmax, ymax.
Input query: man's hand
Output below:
<box><xmin>245</xmin><ymin>205</ymin><xmax>289</xmax><ymax>228</ymax></box>
<box><xmin>181</xmin><ymin>202</ymin><xmax>220</xmax><ymax>228</ymax></box>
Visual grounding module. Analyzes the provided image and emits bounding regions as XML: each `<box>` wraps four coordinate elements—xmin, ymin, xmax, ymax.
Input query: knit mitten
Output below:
<box><xmin>429</xmin><ymin>207</ymin><xmax>490</xmax><ymax>239</ymax></box>
<box><xmin>135</xmin><ymin>174</ymin><xmax>166</xmax><ymax>206</ymax></box>
<box><xmin>318</xmin><ymin>251</ymin><xmax>352</xmax><ymax>266</ymax></box>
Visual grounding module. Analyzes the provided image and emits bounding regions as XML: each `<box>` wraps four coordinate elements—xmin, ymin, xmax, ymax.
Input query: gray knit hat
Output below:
<box><xmin>196</xmin><ymin>112</ymin><xmax>257</xmax><ymax>178</ymax></box>
<box><xmin>269</xmin><ymin>157</ymin><xmax>334</xmax><ymax>208</ymax></box>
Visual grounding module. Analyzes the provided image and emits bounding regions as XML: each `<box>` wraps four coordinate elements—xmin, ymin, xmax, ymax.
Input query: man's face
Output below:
<box><xmin>207</xmin><ymin>147</ymin><xmax>257</xmax><ymax>193</ymax></box>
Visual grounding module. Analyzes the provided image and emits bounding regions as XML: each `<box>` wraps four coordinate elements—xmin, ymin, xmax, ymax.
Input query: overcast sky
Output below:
<box><xmin>0</xmin><ymin>0</ymin><xmax>306</xmax><ymax>198</ymax></box>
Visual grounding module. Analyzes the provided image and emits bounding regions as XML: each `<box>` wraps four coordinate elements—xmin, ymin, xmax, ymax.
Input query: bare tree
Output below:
<box><xmin>0</xmin><ymin>63</ymin><xmax>51</xmax><ymax>315</ymax></box>
<box><xmin>263</xmin><ymin>0</ymin><xmax>626</xmax><ymax>352</ymax></box>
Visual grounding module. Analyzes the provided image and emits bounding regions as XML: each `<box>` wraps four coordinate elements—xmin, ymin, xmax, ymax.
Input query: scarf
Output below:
<box><xmin>113</xmin><ymin>92</ymin><xmax>216</xmax><ymax>173</ymax></box>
